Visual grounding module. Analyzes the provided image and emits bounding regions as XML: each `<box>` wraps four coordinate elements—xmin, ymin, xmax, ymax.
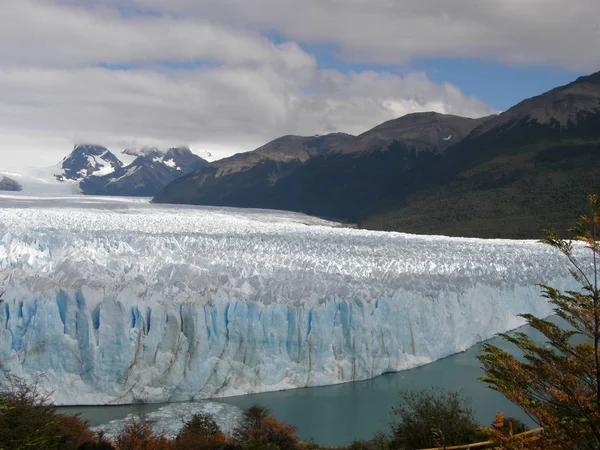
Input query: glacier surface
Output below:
<box><xmin>0</xmin><ymin>196</ymin><xmax>578</xmax><ymax>405</ymax></box>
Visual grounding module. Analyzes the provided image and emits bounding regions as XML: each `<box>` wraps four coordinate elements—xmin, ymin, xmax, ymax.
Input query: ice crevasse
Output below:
<box><xmin>0</xmin><ymin>199</ymin><xmax>579</xmax><ymax>405</ymax></box>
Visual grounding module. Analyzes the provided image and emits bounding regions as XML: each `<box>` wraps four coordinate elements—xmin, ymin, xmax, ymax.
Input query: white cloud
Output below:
<box><xmin>131</xmin><ymin>0</ymin><xmax>600</xmax><ymax>70</ymax></box>
<box><xmin>0</xmin><ymin>64</ymin><xmax>495</xmax><ymax>168</ymax></box>
<box><xmin>0</xmin><ymin>0</ymin><xmax>313</xmax><ymax>70</ymax></box>
<box><xmin>0</xmin><ymin>0</ymin><xmax>508</xmax><ymax>168</ymax></box>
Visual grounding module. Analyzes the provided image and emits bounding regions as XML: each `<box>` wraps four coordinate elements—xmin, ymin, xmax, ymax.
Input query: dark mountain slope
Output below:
<box><xmin>155</xmin><ymin>71</ymin><xmax>600</xmax><ymax>238</ymax></box>
<box><xmin>333</xmin><ymin>112</ymin><xmax>493</xmax><ymax>155</ymax></box>
<box><xmin>213</xmin><ymin>132</ymin><xmax>354</xmax><ymax>177</ymax></box>
<box><xmin>362</xmin><ymin>73</ymin><xmax>600</xmax><ymax>238</ymax></box>
<box><xmin>153</xmin><ymin>133</ymin><xmax>354</xmax><ymax>205</ymax></box>
<box><xmin>250</xmin><ymin>113</ymin><xmax>493</xmax><ymax>219</ymax></box>
<box><xmin>153</xmin><ymin>114</ymin><xmax>485</xmax><ymax>208</ymax></box>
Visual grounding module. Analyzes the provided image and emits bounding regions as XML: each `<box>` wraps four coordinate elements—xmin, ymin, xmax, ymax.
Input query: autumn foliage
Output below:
<box><xmin>114</xmin><ymin>417</ymin><xmax>175</xmax><ymax>450</ymax></box>
<box><xmin>479</xmin><ymin>193</ymin><xmax>600</xmax><ymax>450</ymax></box>
<box><xmin>174</xmin><ymin>412</ymin><xmax>232</xmax><ymax>450</ymax></box>
<box><xmin>232</xmin><ymin>405</ymin><xmax>301</xmax><ymax>450</ymax></box>
<box><xmin>0</xmin><ymin>370</ymin><xmax>98</xmax><ymax>450</ymax></box>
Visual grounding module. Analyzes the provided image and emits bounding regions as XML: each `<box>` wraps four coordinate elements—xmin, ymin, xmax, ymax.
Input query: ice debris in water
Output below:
<box><xmin>93</xmin><ymin>402</ymin><xmax>243</xmax><ymax>439</ymax></box>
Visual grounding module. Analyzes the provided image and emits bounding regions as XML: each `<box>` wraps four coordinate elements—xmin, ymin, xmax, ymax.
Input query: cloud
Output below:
<box><xmin>0</xmin><ymin>64</ymin><xmax>495</xmax><ymax>167</ymax></box>
<box><xmin>10</xmin><ymin>0</ymin><xmax>598</xmax><ymax>70</ymax></box>
<box><xmin>0</xmin><ymin>0</ymin><xmax>502</xmax><ymax>168</ymax></box>
<box><xmin>0</xmin><ymin>1</ymin><xmax>312</xmax><ymax>70</ymax></box>
<box><xmin>125</xmin><ymin>0</ymin><xmax>600</xmax><ymax>70</ymax></box>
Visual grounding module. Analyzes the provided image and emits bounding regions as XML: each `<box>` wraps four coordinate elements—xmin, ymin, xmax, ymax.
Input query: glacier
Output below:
<box><xmin>0</xmin><ymin>195</ymin><xmax>578</xmax><ymax>405</ymax></box>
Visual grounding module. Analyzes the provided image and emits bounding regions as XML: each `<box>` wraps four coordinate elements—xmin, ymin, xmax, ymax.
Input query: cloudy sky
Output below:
<box><xmin>1</xmin><ymin>0</ymin><xmax>598</xmax><ymax>168</ymax></box>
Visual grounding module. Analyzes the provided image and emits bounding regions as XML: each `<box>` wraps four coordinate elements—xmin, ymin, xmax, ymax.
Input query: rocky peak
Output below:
<box><xmin>332</xmin><ymin>112</ymin><xmax>494</xmax><ymax>155</ymax></box>
<box><xmin>472</xmin><ymin>70</ymin><xmax>600</xmax><ymax>136</ymax></box>
<box><xmin>56</xmin><ymin>144</ymin><xmax>122</xmax><ymax>182</ymax></box>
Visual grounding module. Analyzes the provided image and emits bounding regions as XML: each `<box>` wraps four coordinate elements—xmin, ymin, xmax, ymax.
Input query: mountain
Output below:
<box><xmin>213</xmin><ymin>132</ymin><xmax>354</xmax><ymax>176</ymax></box>
<box><xmin>153</xmin><ymin>132</ymin><xmax>354</xmax><ymax>205</ymax></box>
<box><xmin>360</xmin><ymin>71</ymin><xmax>600</xmax><ymax>237</ymax></box>
<box><xmin>80</xmin><ymin>147</ymin><xmax>207</xmax><ymax>196</ymax></box>
<box><xmin>55</xmin><ymin>144</ymin><xmax>123</xmax><ymax>182</ymax></box>
<box><xmin>153</xmin><ymin>114</ymin><xmax>485</xmax><ymax>207</ymax></box>
<box><xmin>470</xmin><ymin>71</ymin><xmax>600</xmax><ymax>137</ymax></box>
<box><xmin>0</xmin><ymin>175</ymin><xmax>22</xmax><ymax>191</ymax></box>
<box><xmin>155</xmin><ymin>71</ymin><xmax>600</xmax><ymax>238</ymax></box>
<box><xmin>331</xmin><ymin>112</ymin><xmax>494</xmax><ymax>155</ymax></box>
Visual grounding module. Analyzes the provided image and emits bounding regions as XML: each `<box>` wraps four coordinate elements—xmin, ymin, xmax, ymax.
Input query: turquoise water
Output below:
<box><xmin>60</xmin><ymin>327</ymin><xmax>538</xmax><ymax>447</ymax></box>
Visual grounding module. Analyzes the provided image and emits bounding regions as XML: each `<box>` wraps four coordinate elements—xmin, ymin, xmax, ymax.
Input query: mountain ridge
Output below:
<box><xmin>153</xmin><ymin>112</ymin><xmax>487</xmax><ymax>207</ymax></box>
<box><xmin>54</xmin><ymin>144</ymin><xmax>207</xmax><ymax>197</ymax></box>
<box><xmin>331</xmin><ymin>112</ymin><xmax>495</xmax><ymax>155</ymax></box>
<box><xmin>155</xmin><ymin>70</ymin><xmax>600</xmax><ymax>238</ymax></box>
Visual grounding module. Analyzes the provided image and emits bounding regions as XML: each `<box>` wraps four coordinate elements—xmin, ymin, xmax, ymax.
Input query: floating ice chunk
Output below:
<box><xmin>93</xmin><ymin>402</ymin><xmax>243</xmax><ymax>439</ymax></box>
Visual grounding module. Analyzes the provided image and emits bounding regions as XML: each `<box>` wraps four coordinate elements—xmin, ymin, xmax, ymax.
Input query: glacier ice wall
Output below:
<box><xmin>0</xmin><ymin>198</ymin><xmax>578</xmax><ymax>405</ymax></box>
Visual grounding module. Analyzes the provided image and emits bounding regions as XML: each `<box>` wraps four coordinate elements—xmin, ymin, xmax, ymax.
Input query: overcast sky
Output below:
<box><xmin>1</xmin><ymin>0</ymin><xmax>598</xmax><ymax>168</ymax></box>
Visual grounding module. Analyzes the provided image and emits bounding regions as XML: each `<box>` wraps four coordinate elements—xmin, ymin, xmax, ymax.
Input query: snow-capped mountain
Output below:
<box><xmin>80</xmin><ymin>146</ymin><xmax>207</xmax><ymax>196</ymax></box>
<box><xmin>55</xmin><ymin>144</ymin><xmax>123</xmax><ymax>182</ymax></box>
<box><xmin>51</xmin><ymin>144</ymin><xmax>207</xmax><ymax>197</ymax></box>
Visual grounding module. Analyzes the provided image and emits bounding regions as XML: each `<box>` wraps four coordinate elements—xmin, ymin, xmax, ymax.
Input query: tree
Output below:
<box><xmin>175</xmin><ymin>412</ymin><xmax>231</xmax><ymax>450</ymax></box>
<box><xmin>232</xmin><ymin>405</ymin><xmax>271</xmax><ymax>444</ymax></box>
<box><xmin>389</xmin><ymin>388</ymin><xmax>486</xmax><ymax>449</ymax></box>
<box><xmin>232</xmin><ymin>405</ymin><xmax>300</xmax><ymax>450</ymax></box>
<box><xmin>478</xmin><ymin>193</ymin><xmax>600</xmax><ymax>450</ymax></box>
<box><xmin>0</xmin><ymin>370</ymin><xmax>96</xmax><ymax>450</ymax></box>
<box><xmin>251</xmin><ymin>416</ymin><xmax>299</xmax><ymax>450</ymax></box>
<box><xmin>114</xmin><ymin>416</ymin><xmax>174</xmax><ymax>450</ymax></box>
<box><xmin>179</xmin><ymin>413</ymin><xmax>221</xmax><ymax>440</ymax></box>
<box><xmin>491</xmin><ymin>412</ymin><xmax>529</xmax><ymax>436</ymax></box>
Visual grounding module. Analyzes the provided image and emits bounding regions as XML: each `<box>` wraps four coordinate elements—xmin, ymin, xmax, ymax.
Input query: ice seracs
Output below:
<box><xmin>0</xmin><ymin>195</ymin><xmax>579</xmax><ymax>405</ymax></box>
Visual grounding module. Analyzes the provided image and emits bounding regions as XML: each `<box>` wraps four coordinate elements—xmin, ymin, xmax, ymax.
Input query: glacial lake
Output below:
<box><xmin>60</xmin><ymin>325</ymin><xmax>540</xmax><ymax>447</ymax></box>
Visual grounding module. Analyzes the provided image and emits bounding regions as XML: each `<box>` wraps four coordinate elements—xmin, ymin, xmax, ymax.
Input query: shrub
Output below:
<box><xmin>252</xmin><ymin>416</ymin><xmax>299</xmax><ymax>450</ymax></box>
<box><xmin>180</xmin><ymin>413</ymin><xmax>221</xmax><ymax>439</ymax></box>
<box><xmin>232</xmin><ymin>405</ymin><xmax>300</xmax><ymax>450</ymax></box>
<box><xmin>114</xmin><ymin>416</ymin><xmax>174</xmax><ymax>450</ymax></box>
<box><xmin>389</xmin><ymin>388</ymin><xmax>486</xmax><ymax>449</ymax></box>
<box><xmin>0</xmin><ymin>370</ymin><xmax>96</xmax><ymax>450</ymax></box>
<box><xmin>175</xmin><ymin>412</ymin><xmax>232</xmax><ymax>450</ymax></box>
<box><xmin>491</xmin><ymin>413</ymin><xmax>529</xmax><ymax>436</ymax></box>
<box><xmin>232</xmin><ymin>405</ymin><xmax>271</xmax><ymax>443</ymax></box>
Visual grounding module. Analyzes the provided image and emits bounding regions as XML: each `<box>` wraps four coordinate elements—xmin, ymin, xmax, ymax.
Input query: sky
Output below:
<box><xmin>0</xmin><ymin>0</ymin><xmax>598</xmax><ymax>169</ymax></box>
